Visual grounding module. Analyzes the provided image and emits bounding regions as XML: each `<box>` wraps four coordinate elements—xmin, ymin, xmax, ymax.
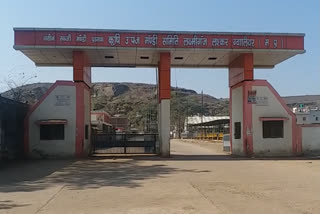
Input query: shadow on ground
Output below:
<box><xmin>127</xmin><ymin>154</ymin><xmax>320</xmax><ymax>161</ymax></box>
<box><xmin>1</xmin><ymin>153</ymin><xmax>318</xmax><ymax>194</ymax></box>
<box><xmin>0</xmin><ymin>200</ymin><xmax>30</xmax><ymax>210</ymax></box>
<box><xmin>0</xmin><ymin>158</ymin><xmax>208</xmax><ymax>193</ymax></box>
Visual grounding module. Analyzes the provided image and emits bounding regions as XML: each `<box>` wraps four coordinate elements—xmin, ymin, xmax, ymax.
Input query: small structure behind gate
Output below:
<box><xmin>92</xmin><ymin>133</ymin><xmax>157</xmax><ymax>154</ymax></box>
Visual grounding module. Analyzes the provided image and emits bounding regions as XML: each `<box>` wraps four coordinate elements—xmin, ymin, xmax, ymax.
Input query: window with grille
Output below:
<box><xmin>234</xmin><ymin>122</ymin><xmax>241</xmax><ymax>139</ymax></box>
<box><xmin>40</xmin><ymin>124</ymin><xmax>64</xmax><ymax>140</ymax></box>
<box><xmin>85</xmin><ymin>125</ymin><xmax>89</xmax><ymax>140</ymax></box>
<box><xmin>262</xmin><ymin>121</ymin><xmax>283</xmax><ymax>138</ymax></box>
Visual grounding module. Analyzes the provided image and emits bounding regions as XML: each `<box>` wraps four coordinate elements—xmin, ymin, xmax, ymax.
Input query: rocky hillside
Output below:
<box><xmin>1</xmin><ymin>82</ymin><xmax>319</xmax><ymax>131</ymax></box>
<box><xmin>1</xmin><ymin>83</ymin><xmax>52</xmax><ymax>105</ymax></box>
<box><xmin>1</xmin><ymin>82</ymin><xmax>228</xmax><ymax>131</ymax></box>
<box><xmin>282</xmin><ymin>95</ymin><xmax>320</xmax><ymax>109</ymax></box>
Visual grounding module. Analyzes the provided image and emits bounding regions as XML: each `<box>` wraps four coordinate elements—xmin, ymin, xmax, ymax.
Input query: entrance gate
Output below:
<box><xmin>92</xmin><ymin>133</ymin><xmax>157</xmax><ymax>154</ymax></box>
<box><xmin>13</xmin><ymin>28</ymin><xmax>305</xmax><ymax>157</ymax></box>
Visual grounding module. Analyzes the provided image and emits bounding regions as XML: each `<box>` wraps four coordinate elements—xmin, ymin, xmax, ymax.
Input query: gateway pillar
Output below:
<box><xmin>158</xmin><ymin>52</ymin><xmax>171</xmax><ymax>157</ymax></box>
<box><xmin>73</xmin><ymin>51</ymin><xmax>92</xmax><ymax>157</ymax></box>
<box><xmin>229</xmin><ymin>53</ymin><xmax>254</xmax><ymax>156</ymax></box>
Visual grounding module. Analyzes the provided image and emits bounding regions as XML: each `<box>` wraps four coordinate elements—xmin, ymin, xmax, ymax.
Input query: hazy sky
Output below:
<box><xmin>0</xmin><ymin>0</ymin><xmax>319</xmax><ymax>98</ymax></box>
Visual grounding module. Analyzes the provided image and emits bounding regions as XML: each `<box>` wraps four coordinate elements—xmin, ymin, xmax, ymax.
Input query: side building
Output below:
<box><xmin>0</xmin><ymin>96</ymin><xmax>28</xmax><ymax>160</ymax></box>
<box><xmin>24</xmin><ymin>81</ymin><xmax>91</xmax><ymax>158</ymax></box>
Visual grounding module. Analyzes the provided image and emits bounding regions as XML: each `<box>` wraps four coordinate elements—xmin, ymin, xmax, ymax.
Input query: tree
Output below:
<box><xmin>2</xmin><ymin>69</ymin><xmax>37</xmax><ymax>102</ymax></box>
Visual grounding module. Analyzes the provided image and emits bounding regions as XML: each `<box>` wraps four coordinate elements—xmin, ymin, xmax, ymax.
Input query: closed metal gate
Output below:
<box><xmin>92</xmin><ymin>133</ymin><xmax>157</xmax><ymax>154</ymax></box>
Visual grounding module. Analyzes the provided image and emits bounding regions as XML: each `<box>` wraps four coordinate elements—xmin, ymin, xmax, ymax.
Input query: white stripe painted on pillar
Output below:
<box><xmin>159</xmin><ymin>99</ymin><xmax>170</xmax><ymax>157</ymax></box>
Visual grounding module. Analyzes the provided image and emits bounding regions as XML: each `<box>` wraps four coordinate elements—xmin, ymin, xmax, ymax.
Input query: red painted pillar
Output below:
<box><xmin>229</xmin><ymin>54</ymin><xmax>253</xmax><ymax>87</ymax></box>
<box><xmin>73</xmin><ymin>51</ymin><xmax>92</xmax><ymax>157</ymax></box>
<box><xmin>229</xmin><ymin>53</ymin><xmax>254</xmax><ymax>156</ymax></box>
<box><xmin>158</xmin><ymin>53</ymin><xmax>171</xmax><ymax>101</ymax></box>
<box><xmin>158</xmin><ymin>52</ymin><xmax>171</xmax><ymax>157</ymax></box>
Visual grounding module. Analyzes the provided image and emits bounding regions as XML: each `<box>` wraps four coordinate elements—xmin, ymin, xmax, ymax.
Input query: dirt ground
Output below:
<box><xmin>0</xmin><ymin>139</ymin><xmax>319</xmax><ymax>214</ymax></box>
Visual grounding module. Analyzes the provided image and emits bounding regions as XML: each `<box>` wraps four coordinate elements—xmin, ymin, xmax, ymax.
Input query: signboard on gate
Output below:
<box><xmin>14</xmin><ymin>29</ymin><xmax>305</xmax><ymax>50</ymax></box>
<box><xmin>248</xmin><ymin>90</ymin><xmax>257</xmax><ymax>104</ymax></box>
<box><xmin>55</xmin><ymin>95</ymin><xmax>70</xmax><ymax>106</ymax></box>
<box><xmin>248</xmin><ymin>91</ymin><xmax>269</xmax><ymax>106</ymax></box>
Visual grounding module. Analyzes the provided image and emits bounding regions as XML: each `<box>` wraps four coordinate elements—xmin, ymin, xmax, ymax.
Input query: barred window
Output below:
<box><xmin>234</xmin><ymin>122</ymin><xmax>241</xmax><ymax>139</ymax></box>
<box><xmin>40</xmin><ymin>124</ymin><xmax>64</xmax><ymax>140</ymax></box>
<box><xmin>262</xmin><ymin>121</ymin><xmax>283</xmax><ymax>138</ymax></box>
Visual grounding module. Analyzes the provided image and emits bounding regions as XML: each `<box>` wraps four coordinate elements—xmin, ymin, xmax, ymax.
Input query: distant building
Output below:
<box><xmin>91</xmin><ymin>112</ymin><xmax>129</xmax><ymax>133</ymax></box>
<box><xmin>184</xmin><ymin>116</ymin><xmax>230</xmax><ymax>131</ymax></box>
<box><xmin>182</xmin><ymin>116</ymin><xmax>230</xmax><ymax>139</ymax></box>
<box><xmin>91</xmin><ymin>111</ymin><xmax>111</xmax><ymax>123</ymax></box>
<box><xmin>110</xmin><ymin>115</ymin><xmax>128</xmax><ymax>132</ymax></box>
<box><xmin>293</xmin><ymin>107</ymin><xmax>320</xmax><ymax>124</ymax></box>
<box><xmin>91</xmin><ymin>111</ymin><xmax>113</xmax><ymax>133</ymax></box>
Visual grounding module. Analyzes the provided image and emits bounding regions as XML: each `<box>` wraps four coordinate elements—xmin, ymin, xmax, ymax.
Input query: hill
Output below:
<box><xmin>1</xmin><ymin>82</ymin><xmax>319</xmax><ymax>131</ymax></box>
<box><xmin>1</xmin><ymin>82</ymin><xmax>228</xmax><ymax>131</ymax></box>
<box><xmin>282</xmin><ymin>95</ymin><xmax>320</xmax><ymax>108</ymax></box>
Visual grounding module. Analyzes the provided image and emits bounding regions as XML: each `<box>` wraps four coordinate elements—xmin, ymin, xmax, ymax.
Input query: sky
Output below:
<box><xmin>0</xmin><ymin>0</ymin><xmax>319</xmax><ymax>98</ymax></box>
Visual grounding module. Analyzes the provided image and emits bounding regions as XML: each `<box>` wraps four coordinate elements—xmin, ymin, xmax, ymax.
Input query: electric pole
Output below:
<box><xmin>201</xmin><ymin>90</ymin><xmax>204</xmax><ymax>137</ymax></box>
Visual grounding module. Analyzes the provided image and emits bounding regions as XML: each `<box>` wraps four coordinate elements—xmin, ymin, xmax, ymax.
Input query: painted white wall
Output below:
<box><xmin>159</xmin><ymin>99</ymin><xmax>170</xmax><ymax>157</ymax></box>
<box><xmin>251</xmin><ymin>86</ymin><xmax>293</xmax><ymax>156</ymax></box>
<box><xmin>231</xmin><ymin>86</ymin><xmax>243</xmax><ymax>155</ymax></box>
<box><xmin>28</xmin><ymin>85</ymin><xmax>76</xmax><ymax>157</ymax></box>
<box><xmin>83</xmin><ymin>89</ymin><xmax>91</xmax><ymax>154</ymax></box>
<box><xmin>302</xmin><ymin>126</ymin><xmax>320</xmax><ymax>154</ymax></box>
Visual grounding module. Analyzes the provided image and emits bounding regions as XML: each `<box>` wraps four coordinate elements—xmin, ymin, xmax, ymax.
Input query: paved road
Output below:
<box><xmin>1</xmin><ymin>140</ymin><xmax>320</xmax><ymax>214</ymax></box>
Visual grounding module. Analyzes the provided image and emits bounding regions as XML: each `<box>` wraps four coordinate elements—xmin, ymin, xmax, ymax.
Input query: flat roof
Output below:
<box><xmin>187</xmin><ymin>116</ymin><xmax>230</xmax><ymax>125</ymax></box>
<box><xmin>14</xmin><ymin>28</ymin><xmax>305</xmax><ymax>68</ymax></box>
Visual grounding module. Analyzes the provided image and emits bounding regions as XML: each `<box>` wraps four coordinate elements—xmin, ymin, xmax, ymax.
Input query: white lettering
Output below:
<box><xmin>232</xmin><ymin>37</ymin><xmax>255</xmax><ymax>48</ymax></box>
<box><xmin>43</xmin><ymin>34</ymin><xmax>55</xmax><ymax>41</ymax></box>
<box><xmin>125</xmin><ymin>36</ymin><xmax>140</xmax><ymax>45</ymax></box>
<box><xmin>162</xmin><ymin>35</ymin><xmax>179</xmax><ymax>46</ymax></box>
<box><xmin>273</xmin><ymin>39</ymin><xmax>278</xmax><ymax>48</ymax></box>
<box><xmin>92</xmin><ymin>36</ymin><xmax>104</xmax><ymax>43</ymax></box>
<box><xmin>144</xmin><ymin>35</ymin><xmax>158</xmax><ymax>46</ymax></box>
<box><xmin>108</xmin><ymin>33</ymin><xmax>120</xmax><ymax>46</ymax></box>
<box><xmin>76</xmin><ymin>34</ymin><xmax>86</xmax><ymax>43</ymax></box>
<box><xmin>60</xmin><ymin>34</ymin><xmax>72</xmax><ymax>42</ymax></box>
<box><xmin>212</xmin><ymin>38</ymin><xmax>228</xmax><ymax>47</ymax></box>
<box><xmin>184</xmin><ymin>35</ymin><xmax>207</xmax><ymax>46</ymax></box>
